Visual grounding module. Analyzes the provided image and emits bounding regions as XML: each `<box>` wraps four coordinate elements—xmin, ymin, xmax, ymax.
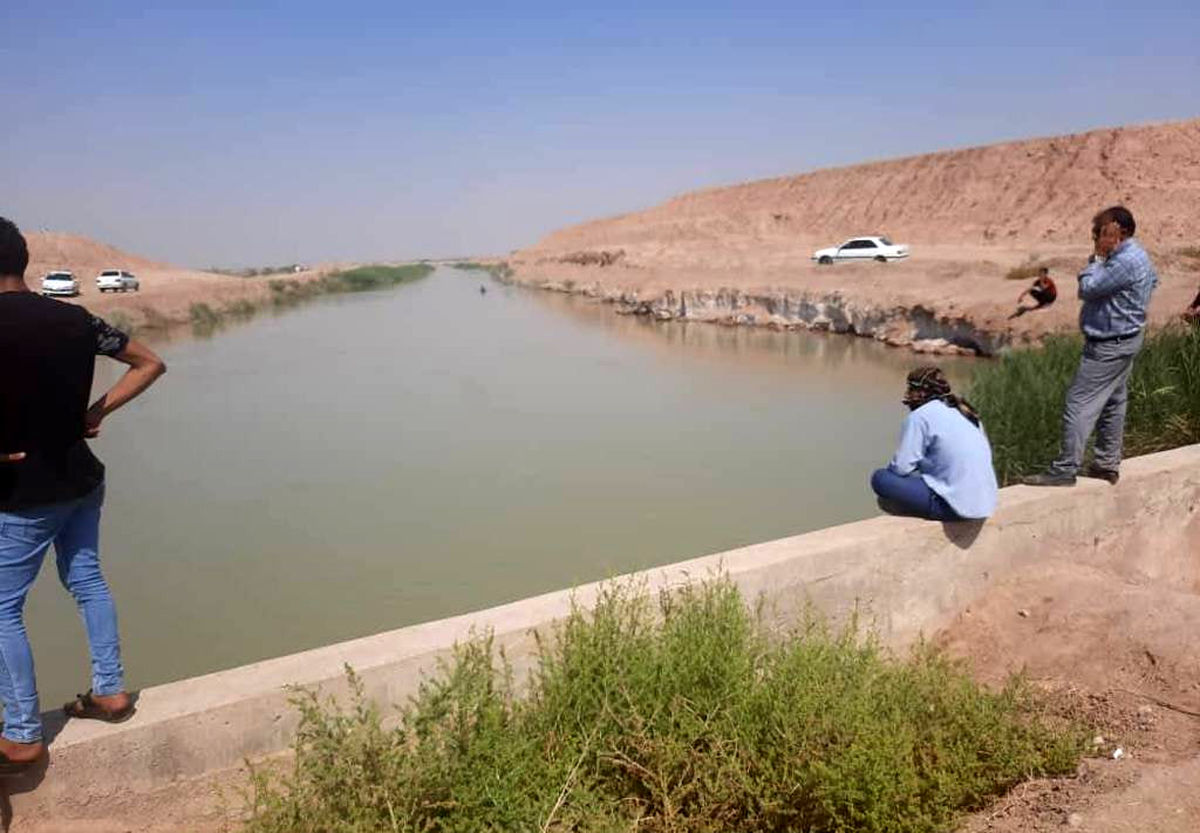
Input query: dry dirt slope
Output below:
<box><xmin>27</xmin><ymin>231</ymin><xmax>170</xmax><ymax>278</ymax></box>
<box><xmin>510</xmin><ymin>119</ymin><xmax>1200</xmax><ymax>351</ymax></box>
<box><xmin>519</xmin><ymin>118</ymin><xmax>1200</xmax><ymax>263</ymax></box>
<box><xmin>523</xmin><ymin>117</ymin><xmax>1200</xmax><ymax>261</ymax></box>
<box><xmin>21</xmin><ymin>231</ymin><xmax>336</xmax><ymax>330</ymax></box>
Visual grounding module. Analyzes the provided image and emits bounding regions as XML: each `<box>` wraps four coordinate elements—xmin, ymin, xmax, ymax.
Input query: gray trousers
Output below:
<box><xmin>1052</xmin><ymin>332</ymin><xmax>1143</xmax><ymax>474</ymax></box>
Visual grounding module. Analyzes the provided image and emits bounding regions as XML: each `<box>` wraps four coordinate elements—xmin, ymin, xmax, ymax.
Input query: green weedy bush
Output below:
<box><xmin>224</xmin><ymin>299</ymin><xmax>259</xmax><ymax>318</ymax></box>
<box><xmin>189</xmin><ymin>302</ymin><xmax>222</xmax><ymax>333</ymax></box>
<box><xmin>244</xmin><ymin>579</ymin><xmax>1082</xmax><ymax>833</ymax></box>
<box><xmin>969</xmin><ymin>326</ymin><xmax>1200</xmax><ymax>484</ymax></box>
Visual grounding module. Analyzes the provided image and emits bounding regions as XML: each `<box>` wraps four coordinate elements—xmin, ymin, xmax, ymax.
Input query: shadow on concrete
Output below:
<box><xmin>0</xmin><ymin>691</ymin><xmax>143</xmax><ymax>830</ymax></box>
<box><xmin>876</xmin><ymin>498</ymin><xmax>986</xmax><ymax>551</ymax></box>
<box><xmin>942</xmin><ymin>518</ymin><xmax>985</xmax><ymax>549</ymax></box>
<box><xmin>0</xmin><ymin>754</ymin><xmax>48</xmax><ymax>831</ymax></box>
<box><xmin>39</xmin><ymin>707</ymin><xmax>67</xmax><ymax>748</ymax></box>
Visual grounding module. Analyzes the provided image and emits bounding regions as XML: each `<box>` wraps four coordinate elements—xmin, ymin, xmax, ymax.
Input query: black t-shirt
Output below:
<box><xmin>0</xmin><ymin>292</ymin><xmax>129</xmax><ymax>510</ymax></box>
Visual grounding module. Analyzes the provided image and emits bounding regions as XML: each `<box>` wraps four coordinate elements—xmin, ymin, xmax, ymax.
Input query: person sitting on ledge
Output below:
<box><xmin>870</xmin><ymin>366</ymin><xmax>998</xmax><ymax>522</ymax></box>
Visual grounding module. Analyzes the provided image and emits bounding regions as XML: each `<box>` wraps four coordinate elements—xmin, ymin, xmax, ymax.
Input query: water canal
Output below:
<box><xmin>28</xmin><ymin>268</ymin><xmax>965</xmax><ymax>707</ymax></box>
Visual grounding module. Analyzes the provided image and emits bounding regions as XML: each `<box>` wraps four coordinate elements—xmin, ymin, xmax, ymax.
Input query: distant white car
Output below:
<box><xmin>812</xmin><ymin>236</ymin><xmax>909</xmax><ymax>264</ymax></box>
<box><xmin>41</xmin><ymin>270</ymin><xmax>80</xmax><ymax>297</ymax></box>
<box><xmin>96</xmin><ymin>269</ymin><xmax>140</xmax><ymax>292</ymax></box>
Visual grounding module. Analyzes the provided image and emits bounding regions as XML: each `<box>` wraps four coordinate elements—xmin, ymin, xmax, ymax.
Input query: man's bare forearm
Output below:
<box><xmin>87</xmin><ymin>338</ymin><xmax>166</xmax><ymax>432</ymax></box>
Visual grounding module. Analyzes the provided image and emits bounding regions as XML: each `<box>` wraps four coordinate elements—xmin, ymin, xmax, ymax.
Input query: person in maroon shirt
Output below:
<box><xmin>0</xmin><ymin>217</ymin><xmax>166</xmax><ymax>771</ymax></box>
<box><xmin>1182</xmin><ymin>287</ymin><xmax>1200</xmax><ymax>325</ymax></box>
<box><xmin>1011</xmin><ymin>266</ymin><xmax>1058</xmax><ymax>318</ymax></box>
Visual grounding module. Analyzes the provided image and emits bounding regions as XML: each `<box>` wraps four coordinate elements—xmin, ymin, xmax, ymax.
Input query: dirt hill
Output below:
<box><xmin>520</xmin><ymin>119</ymin><xmax>1200</xmax><ymax>262</ymax></box>
<box><xmin>27</xmin><ymin>231</ymin><xmax>172</xmax><ymax>279</ymax></box>
<box><xmin>510</xmin><ymin>119</ymin><xmax>1200</xmax><ymax>352</ymax></box>
<box><xmin>20</xmin><ymin>231</ymin><xmax>334</xmax><ymax>331</ymax></box>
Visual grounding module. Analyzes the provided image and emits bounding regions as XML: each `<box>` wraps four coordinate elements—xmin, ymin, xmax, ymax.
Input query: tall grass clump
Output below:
<box><xmin>244</xmin><ymin>579</ymin><xmax>1082</xmax><ymax>833</ymax></box>
<box><xmin>189</xmin><ymin>301</ymin><xmax>222</xmax><ymax>334</ymax></box>
<box><xmin>969</xmin><ymin>325</ymin><xmax>1200</xmax><ymax>484</ymax></box>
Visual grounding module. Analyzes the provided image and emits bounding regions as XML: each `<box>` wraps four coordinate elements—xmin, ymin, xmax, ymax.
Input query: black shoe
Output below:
<box><xmin>1084</xmin><ymin>465</ymin><xmax>1119</xmax><ymax>484</ymax></box>
<box><xmin>1022</xmin><ymin>470</ymin><xmax>1077</xmax><ymax>487</ymax></box>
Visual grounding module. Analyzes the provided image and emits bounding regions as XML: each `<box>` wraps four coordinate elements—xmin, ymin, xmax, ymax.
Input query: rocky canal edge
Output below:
<box><xmin>502</xmin><ymin>271</ymin><xmax>1013</xmax><ymax>357</ymax></box>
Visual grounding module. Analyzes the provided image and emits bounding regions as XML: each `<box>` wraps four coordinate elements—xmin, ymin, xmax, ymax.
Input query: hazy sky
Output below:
<box><xmin>3</xmin><ymin>1</ymin><xmax>1198</xmax><ymax>267</ymax></box>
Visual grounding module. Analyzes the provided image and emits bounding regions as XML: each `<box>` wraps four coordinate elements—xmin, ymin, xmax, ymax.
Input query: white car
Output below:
<box><xmin>812</xmin><ymin>236</ymin><xmax>909</xmax><ymax>264</ymax></box>
<box><xmin>41</xmin><ymin>270</ymin><xmax>80</xmax><ymax>297</ymax></box>
<box><xmin>96</xmin><ymin>269</ymin><xmax>140</xmax><ymax>293</ymax></box>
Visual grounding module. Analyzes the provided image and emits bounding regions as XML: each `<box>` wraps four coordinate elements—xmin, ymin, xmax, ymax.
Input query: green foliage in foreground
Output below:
<box><xmin>969</xmin><ymin>325</ymin><xmax>1200</xmax><ymax>485</ymax></box>
<box><xmin>244</xmin><ymin>579</ymin><xmax>1082</xmax><ymax>833</ymax></box>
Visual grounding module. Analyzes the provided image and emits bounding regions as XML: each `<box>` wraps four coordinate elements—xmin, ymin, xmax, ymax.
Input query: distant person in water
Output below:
<box><xmin>1010</xmin><ymin>267</ymin><xmax>1057</xmax><ymax>318</ymax></box>
<box><xmin>0</xmin><ymin>217</ymin><xmax>166</xmax><ymax>773</ymax></box>
<box><xmin>870</xmin><ymin>366</ymin><xmax>998</xmax><ymax>521</ymax></box>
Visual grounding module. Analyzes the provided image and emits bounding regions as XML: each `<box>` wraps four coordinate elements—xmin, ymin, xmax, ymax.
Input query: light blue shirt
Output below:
<box><xmin>1077</xmin><ymin>238</ymin><xmax>1157</xmax><ymax>340</ymax></box>
<box><xmin>888</xmin><ymin>400</ymin><xmax>998</xmax><ymax>519</ymax></box>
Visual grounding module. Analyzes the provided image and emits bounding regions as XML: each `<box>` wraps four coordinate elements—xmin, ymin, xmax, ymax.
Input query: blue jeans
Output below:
<box><xmin>0</xmin><ymin>485</ymin><xmax>124</xmax><ymax>743</ymax></box>
<box><xmin>870</xmin><ymin>468</ymin><xmax>962</xmax><ymax>522</ymax></box>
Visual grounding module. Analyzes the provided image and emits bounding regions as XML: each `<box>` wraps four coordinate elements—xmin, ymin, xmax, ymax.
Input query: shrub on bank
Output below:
<box><xmin>968</xmin><ymin>325</ymin><xmax>1200</xmax><ymax>484</ymax></box>
<box><xmin>244</xmin><ymin>579</ymin><xmax>1082</xmax><ymax>833</ymax></box>
<box><xmin>189</xmin><ymin>302</ymin><xmax>221</xmax><ymax>333</ymax></box>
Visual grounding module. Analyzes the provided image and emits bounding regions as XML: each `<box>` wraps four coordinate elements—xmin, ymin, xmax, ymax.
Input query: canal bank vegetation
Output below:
<box><xmin>245</xmin><ymin>578</ymin><xmax>1083</xmax><ymax>833</ymax></box>
<box><xmin>107</xmin><ymin>263</ymin><xmax>436</xmax><ymax>338</ymax></box>
<box><xmin>450</xmin><ymin>260</ymin><xmax>513</xmax><ymax>280</ymax></box>
<box><xmin>267</xmin><ymin>263</ymin><xmax>436</xmax><ymax>306</ymax></box>
<box><xmin>969</xmin><ymin>324</ymin><xmax>1200</xmax><ymax>485</ymax></box>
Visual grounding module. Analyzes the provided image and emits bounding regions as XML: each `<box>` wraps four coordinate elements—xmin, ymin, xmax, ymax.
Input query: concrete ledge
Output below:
<box><xmin>11</xmin><ymin>445</ymin><xmax>1200</xmax><ymax>822</ymax></box>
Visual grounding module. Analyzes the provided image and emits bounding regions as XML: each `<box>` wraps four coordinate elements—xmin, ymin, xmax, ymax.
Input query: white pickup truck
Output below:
<box><xmin>812</xmin><ymin>236</ymin><xmax>909</xmax><ymax>264</ymax></box>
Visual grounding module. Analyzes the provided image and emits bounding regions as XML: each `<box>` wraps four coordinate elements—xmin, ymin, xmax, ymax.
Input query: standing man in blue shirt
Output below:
<box><xmin>1024</xmin><ymin>206</ymin><xmax>1158</xmax><ymax>486</ymax></box>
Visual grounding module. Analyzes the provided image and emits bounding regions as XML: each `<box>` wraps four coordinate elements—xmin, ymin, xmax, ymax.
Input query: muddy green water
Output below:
<box><xmin>27</xmin><ymin>269</ymin><xmax>964</xmax><ymax>709</ymax></box>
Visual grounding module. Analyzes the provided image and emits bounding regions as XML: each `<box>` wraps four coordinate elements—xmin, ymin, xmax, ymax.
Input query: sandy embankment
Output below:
<box><xmin>508</xmin><ymin>118</ymin><xmax>1200</xmax><ymax>355</ymax></box>
<box><xmin>25</xmin><ymin>231</ymin><xmax>347</xmax><ymax>333</ymax></box>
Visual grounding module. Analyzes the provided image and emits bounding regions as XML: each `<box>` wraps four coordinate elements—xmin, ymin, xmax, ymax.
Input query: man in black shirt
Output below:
<box><xmin>0</xmin><ymin>217</ymin><xmax>165</xmax><ymax>770</ymax></box>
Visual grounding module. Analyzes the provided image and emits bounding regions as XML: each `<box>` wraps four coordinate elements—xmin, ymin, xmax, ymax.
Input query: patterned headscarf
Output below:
<box><xmin>902</xmin><ymin>365</ymin><xmax>981</xmax><ymax>426</ymax></box>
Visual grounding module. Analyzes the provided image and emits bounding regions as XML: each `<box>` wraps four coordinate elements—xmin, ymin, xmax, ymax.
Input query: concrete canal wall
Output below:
<box><xmin>11</xmin><ymin>444</ymin><xmax>1200</xmax><ymax>827</ymax></box>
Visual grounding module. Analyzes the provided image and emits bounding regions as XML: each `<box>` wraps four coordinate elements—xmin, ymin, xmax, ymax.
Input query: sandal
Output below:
<box><xmin>63</xmin><ymin>689</ymin><xmax>135</xmax><ymax>724</ymax></box>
